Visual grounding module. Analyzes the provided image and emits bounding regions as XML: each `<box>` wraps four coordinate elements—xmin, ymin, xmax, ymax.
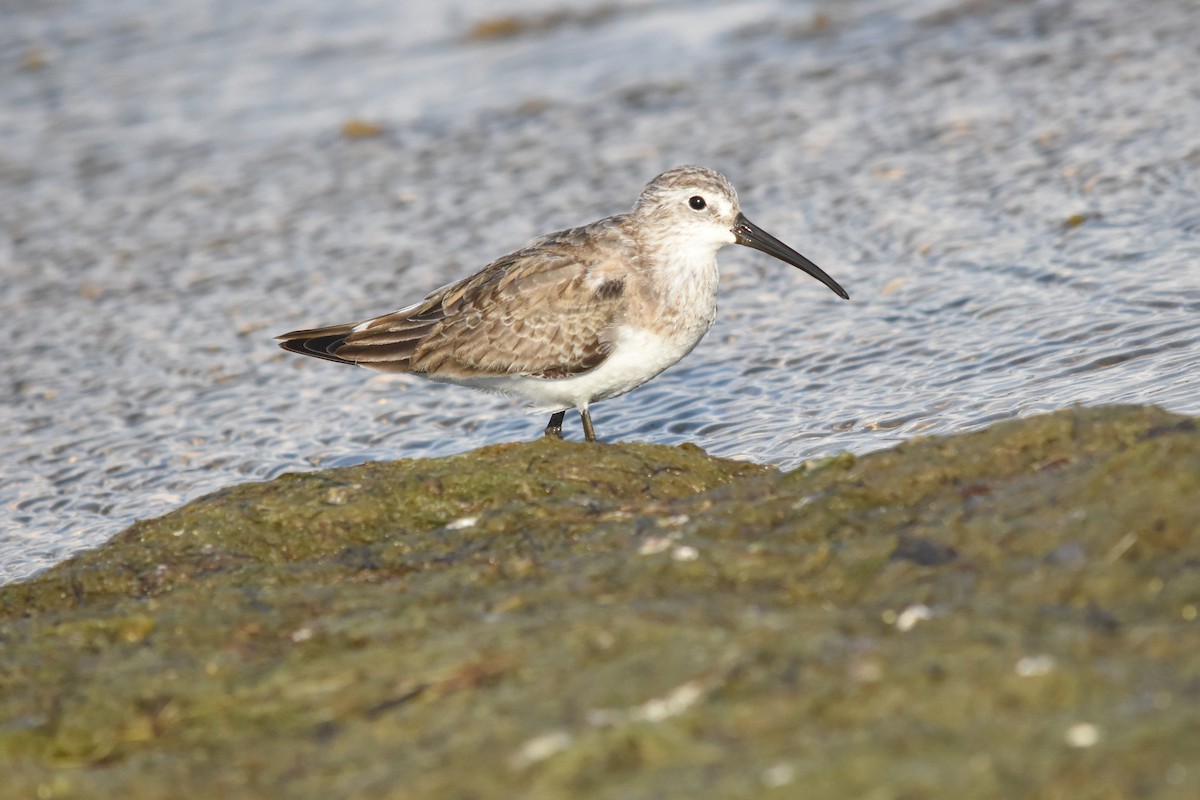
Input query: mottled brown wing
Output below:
<box><xmin>283</xmin><ymin>222</ymin><xmax>632</xmax><ymax>379</ymax></box>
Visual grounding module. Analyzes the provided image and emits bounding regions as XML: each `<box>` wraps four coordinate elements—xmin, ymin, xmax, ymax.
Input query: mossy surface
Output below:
<box><xmin>2</xmin><ymin>407</ymin><xmax>1198</xmax><ymax>799</ymax></box>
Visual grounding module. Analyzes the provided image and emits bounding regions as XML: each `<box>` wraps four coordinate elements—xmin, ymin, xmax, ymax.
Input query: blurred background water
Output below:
<box><xmin>2</xmin><ymin>0</ymin><xmax>1198</xmax><ymax>583</ymax></box>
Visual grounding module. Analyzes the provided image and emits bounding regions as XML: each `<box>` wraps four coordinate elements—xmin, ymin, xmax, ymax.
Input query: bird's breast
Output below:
<box><xmin>642</xmin><ymin>252</ymin><xmax>720</xmax><ymax>339</ymax></box>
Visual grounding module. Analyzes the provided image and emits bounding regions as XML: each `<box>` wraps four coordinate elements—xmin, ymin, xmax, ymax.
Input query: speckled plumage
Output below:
<box><xmin>278</xmin><ymin>166</ymin><xmax>849</xmax><ymax>441</ymax></box>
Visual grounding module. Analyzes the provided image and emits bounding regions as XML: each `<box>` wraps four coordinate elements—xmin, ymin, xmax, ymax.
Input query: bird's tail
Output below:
<box><xmin>276</xmin><ymin>322</ymin><xmax>361</xmax><ymax>366</ymax></box>
<box><xmin>277</xmin><ymin>305</ymin><xmax>444</xmax><ymax>373</ymax></box>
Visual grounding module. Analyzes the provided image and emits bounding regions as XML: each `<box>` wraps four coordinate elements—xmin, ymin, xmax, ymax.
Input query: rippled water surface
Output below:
<box><xmin>3</xmin><ymin>0</ymin><xmax>1198</xmax><ymax>583</ymax></box>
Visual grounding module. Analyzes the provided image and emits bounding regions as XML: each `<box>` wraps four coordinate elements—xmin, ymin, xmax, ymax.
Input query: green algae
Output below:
<box><xmin>1</xmin><ymin>407</ymin><xmax>1198</xmax><ymax>799</ymax></box>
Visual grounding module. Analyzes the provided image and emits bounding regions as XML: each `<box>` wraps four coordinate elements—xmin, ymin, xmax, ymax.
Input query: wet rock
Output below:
<box><xmin>1</xmin><ymin>406</ymin><xmax>1198</xmax><ymax>798</ymax></box>
<box><xmin>891</xmin><ymin>537</ymin><xmax>958</xmax><ymax>566</ymax></box>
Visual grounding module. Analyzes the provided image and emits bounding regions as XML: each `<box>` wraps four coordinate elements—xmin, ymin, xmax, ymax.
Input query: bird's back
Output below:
<box><xmin>277</xmin><ymin>217</ymin><xmax>640</xmax><ymax>381</ymax></box>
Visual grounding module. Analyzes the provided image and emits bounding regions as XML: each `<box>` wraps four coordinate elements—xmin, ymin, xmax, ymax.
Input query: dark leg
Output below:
<box><xmin>580</xmin><ymin>408</ymin><xmax>597</xmax><ymax>443</ymax></box>
<box><xmin>544</xmin><ymin>411</ymin><xmax>565</xmax><ymax>439</ymax></box>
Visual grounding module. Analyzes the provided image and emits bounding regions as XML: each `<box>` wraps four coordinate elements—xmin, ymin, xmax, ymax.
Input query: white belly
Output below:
<box><xmin>435</xmin><ymin>250</ymin><xmax>722</xmax><ymax>413</ymax></box>
<box><xmin>442</xmin><ymin>322</ymin><xmax>712</xmax><ymax>413</ymax></box>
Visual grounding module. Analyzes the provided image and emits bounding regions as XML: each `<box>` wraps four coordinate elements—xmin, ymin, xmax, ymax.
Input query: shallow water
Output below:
<box><xmin>2</xmin><ymin>0</ymin><xmax>1198</xmax><ymax>583</ymax></box>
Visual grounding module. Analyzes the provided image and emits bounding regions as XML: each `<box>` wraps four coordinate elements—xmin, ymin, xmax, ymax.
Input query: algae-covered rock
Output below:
<box><xmin>1</xmin><ymin>407</ymin><xmax>1198</xmax><ymax>799</ymax></box>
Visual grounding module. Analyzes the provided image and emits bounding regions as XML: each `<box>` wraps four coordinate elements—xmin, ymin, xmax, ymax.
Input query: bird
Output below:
<box><xmin>277</xmin><ymin>165</ymin><xmax>849</xmax><ymax>442</ymax></box>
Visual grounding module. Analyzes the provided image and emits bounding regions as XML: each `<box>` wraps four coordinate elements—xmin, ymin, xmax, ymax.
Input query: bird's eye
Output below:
<box><xmin>688</xmin><ymin>196</ymin><xmax>706</xmax><ymax>210</ymax></box>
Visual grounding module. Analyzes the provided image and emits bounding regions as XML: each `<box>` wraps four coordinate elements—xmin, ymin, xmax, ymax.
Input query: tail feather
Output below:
<box><xmin>276</xmin><ymin>316</ymin><xmax>435</xmax><ymax>373</ymax></box>
<box><xmin>277</xmin><ymin>322</ymin><xmax>359</xmax><ymax>366</ymax></box>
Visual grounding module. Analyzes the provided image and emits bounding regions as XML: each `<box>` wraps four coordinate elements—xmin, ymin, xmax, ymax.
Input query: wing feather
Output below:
<box><xmin>277</xmin><ymin>220</ymin><xmax>635</xmax><ymax>379</ymax></box>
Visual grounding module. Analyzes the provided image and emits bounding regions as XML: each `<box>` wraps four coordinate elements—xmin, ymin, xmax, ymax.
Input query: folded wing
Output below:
<box><xmin>277</xmin><ymin>226</ymin><xmax>631</xmax><ymax>380</ymax></box>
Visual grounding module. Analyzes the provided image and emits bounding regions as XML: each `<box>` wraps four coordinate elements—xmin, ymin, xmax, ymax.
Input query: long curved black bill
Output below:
<box><xmin>733</xmin><ymin>213</ymin><xmax>849</xmax><ymax>300</ymax></box>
